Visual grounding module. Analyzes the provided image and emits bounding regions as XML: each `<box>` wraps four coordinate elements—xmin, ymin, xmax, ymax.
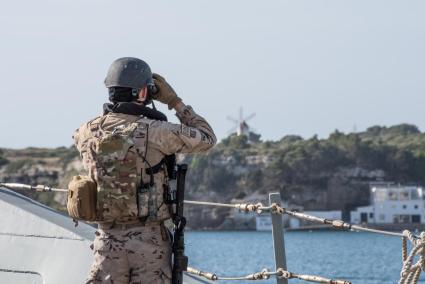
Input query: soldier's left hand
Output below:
<box><xmin>152</xmin><ymin>73</ymin><xmax>182</xmax><ymax>110</ymax></box>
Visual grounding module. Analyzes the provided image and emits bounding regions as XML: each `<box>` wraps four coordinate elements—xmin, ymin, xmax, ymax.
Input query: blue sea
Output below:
<box><xmin>185</xmin><ymin>231</ymin><xmax>424</xmax><ymax>284</ymax></box>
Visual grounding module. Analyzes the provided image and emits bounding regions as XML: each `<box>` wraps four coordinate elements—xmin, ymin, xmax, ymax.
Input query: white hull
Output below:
<box><xmin>0</xmin><ymin>188</ymin><xmax>208</xmax><ymax>284</ymax></box>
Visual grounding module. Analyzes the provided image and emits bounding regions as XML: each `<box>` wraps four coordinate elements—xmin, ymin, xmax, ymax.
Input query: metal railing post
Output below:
<box><xmin>269</xmin><ymin>192</ymin><xmax>288</xmax><ymax>284</ymax></box>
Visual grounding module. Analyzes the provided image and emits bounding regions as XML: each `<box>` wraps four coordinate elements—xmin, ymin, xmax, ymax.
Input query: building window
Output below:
<box><xmin>395</xmin><ymin>215</ymin><xmax>410</xmax><ymax>223</ymax></box>
<box><xmin>369</xmin><ymin>213</ymin><xmax>374</xmax><ymax>218</ymax></box>
<box><xmin>360</xmin><ymin>213</ymin><xmax>368</xmax><ymax>223</ymax></box>
<box><xmin>412</xmin><ymin>215</ymin><xmax>421</xmax><ymax>223</ymax></box>
<box><xmin>411</xmin><ymin>189</ymin><xmax>421</xmax><ymax>200</ymax></box>
<box><xmin>400</xmin><ymin>191</ymin><xmax>409</xmax><ymax>201</ymax></box>
<box><xmin>375</xmin><ymin>189</ymin><xmax>387</xmax><ymax>202</ymax></box>
<box><xmin>400</xmin><ymin>215</ymin><xmax>410</xmax><ymax>223</ymax></box>
<box><xmin>403</xmin><ymin>205</ymin><xmax>407</xmax><ymax>209</ymax></box>
<box><xmin>388</xmin><ymin>191</ymin><xmax>398</xmax><ymax>201</ymax></box>
<box><xmin>414</xmin><ymin>205</ymin><xmax>419</xmax><ymax>209</ymax></box>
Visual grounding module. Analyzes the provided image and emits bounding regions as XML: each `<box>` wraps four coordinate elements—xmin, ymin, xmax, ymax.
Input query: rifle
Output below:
<box><xmin>172</xmin><ymin>164</ymin><xmax>188</xmax><ymax>284</ymax></box>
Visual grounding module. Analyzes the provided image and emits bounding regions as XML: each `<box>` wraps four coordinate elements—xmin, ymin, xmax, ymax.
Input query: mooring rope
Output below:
<box><xmin>187</xmin><ymin>267</ymin><xmax>351</xmax><ymax>284</ymax></box>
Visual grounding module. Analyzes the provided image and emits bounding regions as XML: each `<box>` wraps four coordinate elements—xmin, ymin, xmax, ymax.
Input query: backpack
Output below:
<box><xmin>71</xmin><ymin>114</ymin><xmax>149</xmax><ymax>223</ymax></box>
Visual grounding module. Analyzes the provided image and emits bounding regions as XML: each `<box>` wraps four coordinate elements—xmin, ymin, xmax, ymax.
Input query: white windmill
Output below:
<box><xmin>227</xmin><ymin>107</ymin><xmax>256</xmax><ymax>137</ymax></box>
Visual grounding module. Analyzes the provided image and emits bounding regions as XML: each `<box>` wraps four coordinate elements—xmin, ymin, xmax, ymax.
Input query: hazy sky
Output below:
<box><xmin>1</xmin><ymin>0</ymin><xmax>424</xmax><ymax>148</ymax></box>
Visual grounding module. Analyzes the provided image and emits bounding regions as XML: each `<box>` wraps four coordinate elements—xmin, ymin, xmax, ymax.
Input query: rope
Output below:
<box><xmin>184</xmin><ymin>200</ymin><xmax>418</xmax><ymax>239</ymax></box>
<box><xmin>187</xmin><ymin>267</ymin><xmax>351</xmax><ymax>284</ymax></box>
<box><xmin>398</xmin><ymin>231</ymin><xmax>425</xmax><ymax>284</ymax></box>
<box><xmin>0</xmin><ymin>183</ymin><xmax>68</xmax><ymax>193</ymax></box>
<box><xmin>184</xmin><ymin>200</ymin><xmax>266</xmax><ymax>213</ymax></box>
<box><xmin>284</xmin><ymin>210</ymin><xmax>411</xmax><ymax>238</ymax></box>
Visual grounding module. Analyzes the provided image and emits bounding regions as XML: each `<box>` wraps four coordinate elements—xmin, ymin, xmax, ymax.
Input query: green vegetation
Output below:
<box><xmin>58</xmin><ymin>145</ymin><xmax>79</xmax><ymax>168</ymax></box>
<box><xmin>4</xmin><ymin>159</ymin><xmax>35</xmax><ymax>174</ymax></box>
<box><xmin>1</xmin><ymin>124</ymin><xmax>425</xmax><ymax>215</ymax></box>
<box><xmin>183</xmin><ymin>124</ymin><xmax>425</xmax><ymax>210</ymax></box>
<box><xmin>0</xmin><ymin>149</ymin><xmax>8</xmax><ymax>166</ymax></box>
<box><xmin>4</xmin><ymin>146</ymin><xmax>78</xmax><ymax>159</ymax></box>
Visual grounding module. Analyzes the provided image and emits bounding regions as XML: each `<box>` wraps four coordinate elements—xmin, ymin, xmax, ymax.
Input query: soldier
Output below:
<box><xmin>73</xmin><ymin>57</ymin><xmax>216</xmax><ymax>284</ymax></box>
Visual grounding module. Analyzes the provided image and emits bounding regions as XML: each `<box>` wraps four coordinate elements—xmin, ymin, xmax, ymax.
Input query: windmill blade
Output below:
<box><xmin>244</xmin><ymin>113</ymin><xmax>256</xmax><ymax>122</ymax></box>
<box><xmin>226</xmin><ymin>116</ymin><xmax>239</xmax><ymax>123</ymax></box>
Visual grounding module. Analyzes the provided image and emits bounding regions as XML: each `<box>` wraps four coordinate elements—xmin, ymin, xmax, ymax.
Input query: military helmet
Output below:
<box><xmin>104</xmin><ymin>57</ymin><xmax>154</xmax><ymax>89</ymax></box>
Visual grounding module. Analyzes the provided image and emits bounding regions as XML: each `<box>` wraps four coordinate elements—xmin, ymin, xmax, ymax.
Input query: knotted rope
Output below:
<box><xmin>187</xmin><ymin>267</ymin><xmax>351</xmax><ymax>283</ymax></box>
<box><xmin>184</xmin><ymin>200</ymin><xmax>285</xmax><ymax>215</ymax></box>
<box><xmin>185</xmin><ymin>200</ymin><xmax>417</xmax><ymax>238</ymax></box>
<box><xmin>398</xmin><ymin>231</ymin><xmax>425</xmax><ymax>284</ymax></box>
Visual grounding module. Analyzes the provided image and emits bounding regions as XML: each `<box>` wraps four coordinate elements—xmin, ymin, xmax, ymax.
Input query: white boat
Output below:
<box><xmin>0</xmin><ymin>187</ymin><xmax>208</xmax><ymax>284</ymax></box>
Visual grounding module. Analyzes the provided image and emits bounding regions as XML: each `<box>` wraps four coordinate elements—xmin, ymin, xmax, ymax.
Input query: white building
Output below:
<box><xmin>256</xmin><ymin>215</ymin><xmax>273</xmax><ymax>231</ymax></box>
<box><xmin>350</xmin><ymin>184</ymin><xmax>425</xmax><ymax>224</ymax></box>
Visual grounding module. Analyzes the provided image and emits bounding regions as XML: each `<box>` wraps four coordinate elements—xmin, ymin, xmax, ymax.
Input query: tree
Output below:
<box><xmin>0</xmin><ymin>149</ymin><xmax>8</xmax><ymax>166</ymax></box>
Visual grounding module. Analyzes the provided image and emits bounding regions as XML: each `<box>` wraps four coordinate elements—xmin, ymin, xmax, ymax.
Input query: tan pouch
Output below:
<box><xmin>67</xmin><ymin>175</ymin><xmax>98</xmax><ymax>222</ymax></box>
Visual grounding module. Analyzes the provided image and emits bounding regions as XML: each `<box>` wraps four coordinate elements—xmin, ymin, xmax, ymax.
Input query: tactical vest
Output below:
<box><xmin>79</xmin><ymin>114</ymin><xmax>154</xmax><ymax>224</ymax></box>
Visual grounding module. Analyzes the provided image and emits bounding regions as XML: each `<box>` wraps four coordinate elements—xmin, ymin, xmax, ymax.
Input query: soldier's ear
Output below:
<box><xmin>138</xmin><ymin>87</ymin><xmax>148</xmax><ymax>102</ymax></box>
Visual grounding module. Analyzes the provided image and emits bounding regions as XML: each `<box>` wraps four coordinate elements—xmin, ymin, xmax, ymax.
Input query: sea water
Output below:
<box><xmin>186</xmin><ymin>231</ymin><xmax>423</xmax><ymax>284</ymax></box>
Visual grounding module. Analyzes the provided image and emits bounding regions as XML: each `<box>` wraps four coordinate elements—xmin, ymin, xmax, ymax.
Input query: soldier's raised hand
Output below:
<box><xmin>152</xmin><ymin>73</ymin><xmax>182</xmax><ymax>110</ymax></box>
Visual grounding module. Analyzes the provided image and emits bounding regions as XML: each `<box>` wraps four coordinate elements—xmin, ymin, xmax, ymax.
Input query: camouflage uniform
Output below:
<box><xmin>74</xmin><ymin>105</ymin><xmax>216</xmax><ymax>284</ymax></box>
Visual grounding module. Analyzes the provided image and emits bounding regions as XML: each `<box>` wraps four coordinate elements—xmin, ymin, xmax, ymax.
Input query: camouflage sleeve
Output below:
<box><xmin>73</xmin><ymin>117</ymin><xmax>101</xmax><ymax>155</ymax></box>
<box><xmin>148</xmin><ymin>105</ymin><xmax>216</xmax><ymax>155</ymax></box>
<box><xmin>72</xmin><ymin>122</ymin><xmax>97</xmax><ymax>176</ymax></box>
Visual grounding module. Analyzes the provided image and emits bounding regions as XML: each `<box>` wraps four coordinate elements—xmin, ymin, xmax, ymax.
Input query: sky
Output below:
<box><xmin>0</xmin><ymin>0</ymin><xmax>424</xmax><ymax>148</ymax></box>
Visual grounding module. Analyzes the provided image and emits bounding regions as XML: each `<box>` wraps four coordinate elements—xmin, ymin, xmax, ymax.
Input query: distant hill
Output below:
<box><xmin>1</xmin><ymin>123</ymin><xmax>424</xmax><ymax>229</ymax></box>
<box><xmin>182</xmin><ymin>124</ymin><xmax>425</xmax><ymax>228</ymax></box>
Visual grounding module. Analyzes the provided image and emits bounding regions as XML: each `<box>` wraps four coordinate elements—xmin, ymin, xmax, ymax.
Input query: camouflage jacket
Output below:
<box><xmin>73</xmin><ymin>105</ymin><xmax>216</xmax><ymax>224</ymax></box>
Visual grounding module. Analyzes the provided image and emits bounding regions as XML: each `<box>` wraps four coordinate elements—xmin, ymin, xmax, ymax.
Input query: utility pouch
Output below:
<box><xmin>163</xmin><ymin>183</ymin><xmax>176</xmax><ymax>205</ymax></box>
<box><xmin>137</xmin><ymin>185</ymin><xmax>150</xmax><ymax>218</ymax></box>
<box><xmin>67</xmin><ymin>175</ymin><xmax>98</xmax><ymax>222</ymax></box>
